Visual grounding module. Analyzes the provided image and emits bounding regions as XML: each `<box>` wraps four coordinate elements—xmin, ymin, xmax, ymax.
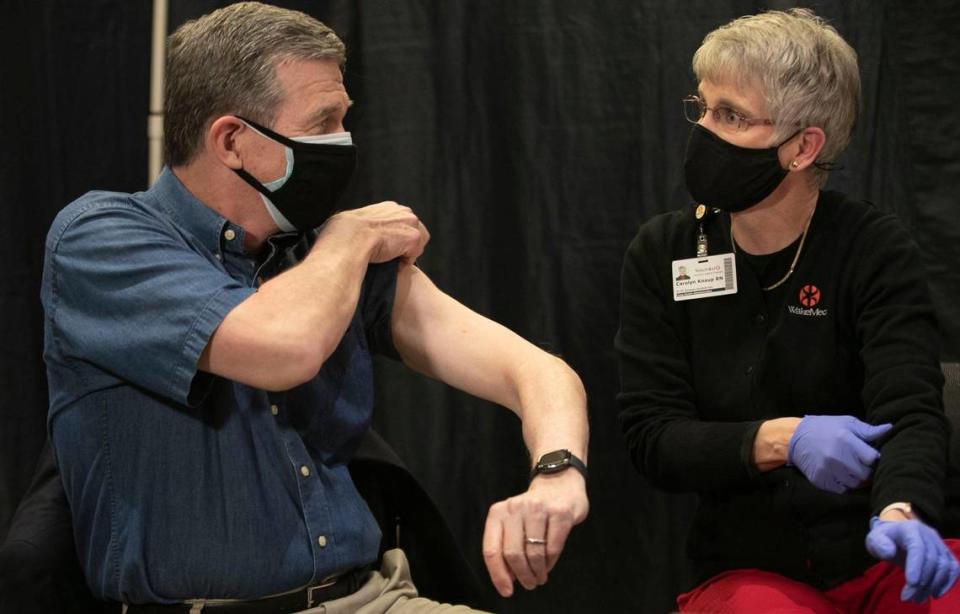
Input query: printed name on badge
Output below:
<box><xmin>672</xmin><ymin>254</ymin><xmax>737</xmax><ymax>302</ymax></box>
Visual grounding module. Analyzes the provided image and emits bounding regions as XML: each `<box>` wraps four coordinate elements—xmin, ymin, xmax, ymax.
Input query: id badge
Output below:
<box><xmin>672</xmin><ymin>253</ymin><xmax>737</xmax><ymax>302</ymax></box>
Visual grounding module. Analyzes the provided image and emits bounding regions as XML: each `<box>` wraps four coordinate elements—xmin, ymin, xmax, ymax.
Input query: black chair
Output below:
<box><xmin>0</xmin><ymin>441</ymin><xmax>112</xmax><ymax>614</ymax></box>
<box><xmin>0</xmin><ymin>430</ymin><xmax>488</xmax><ymax>613</ymax></box>
<box><xmin>940</xmin><ymin>362</ymin><xmax>960</xmax><ymax>537</ymax></box>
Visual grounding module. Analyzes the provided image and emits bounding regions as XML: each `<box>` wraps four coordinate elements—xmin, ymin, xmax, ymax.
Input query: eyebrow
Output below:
<box><xmin>307</xmin><ymin>99</ymin><xmax>354</xmax><ymax>127</ymax></box>
<box><xmin>697</xmin><ymin>88</ymin><xmax>753</xmax><ymax>116</ymax></box>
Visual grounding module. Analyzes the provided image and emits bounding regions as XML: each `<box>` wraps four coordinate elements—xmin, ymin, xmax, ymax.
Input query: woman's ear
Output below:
<box><xmin>785</xmin><ymin>126</ymin><xmax>826</xmax><ymax>171</ymax></box>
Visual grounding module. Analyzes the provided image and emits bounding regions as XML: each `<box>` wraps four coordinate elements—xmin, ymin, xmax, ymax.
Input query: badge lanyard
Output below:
<box><xmin>672</xmin><ymin>204</ymin><xmax>738</xmax><ymax>302</ymax></box>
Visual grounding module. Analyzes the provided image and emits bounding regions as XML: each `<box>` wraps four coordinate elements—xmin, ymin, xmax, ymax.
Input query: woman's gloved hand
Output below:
<box><xmin>786</xmin><ymin>415</ymin><xmax>892</xmax><ymax>494</ymax></box>
<box><xmin>866</xmin><ymin>516</ymin><xmax>960</xmax><ymax>603</ymax></box>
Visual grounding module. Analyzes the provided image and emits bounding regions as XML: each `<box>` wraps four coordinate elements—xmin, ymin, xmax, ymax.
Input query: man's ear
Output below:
<box><xmin>207</xmin><ymin>116</ymin><xmax>247</xmax><ymax>169</ymax></box>
<box><xmin>786</xmin><ymin>126</ymin><xmax>826</xmax><ymax>172</ymax></box>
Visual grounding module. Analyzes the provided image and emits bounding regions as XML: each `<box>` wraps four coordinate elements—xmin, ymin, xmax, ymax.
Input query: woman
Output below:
<box><xmin>616</xmin><ymin>9</ymin><xmax>960</xmax><ymax>612</ymax></box>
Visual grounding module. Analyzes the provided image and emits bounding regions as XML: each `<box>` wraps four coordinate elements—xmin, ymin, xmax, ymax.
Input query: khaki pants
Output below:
<box><xmin>299</xmin><ymin>549</ymin><xmax>490</xmax><ymax>614</ymax></box>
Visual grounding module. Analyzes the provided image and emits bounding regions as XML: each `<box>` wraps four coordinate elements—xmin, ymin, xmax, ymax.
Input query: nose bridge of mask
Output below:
<box><xmin>293</xmin><ymin>131</ymin><xmax>353</xmax><ymax>146</ymax></box>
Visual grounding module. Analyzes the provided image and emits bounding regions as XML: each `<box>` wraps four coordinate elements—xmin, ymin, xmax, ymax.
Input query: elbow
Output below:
<box><xmin>286</xmin><ymin>335</ymin><xmax>336</xmax><ymax>388</ymax></box>
<box><xmin>511</xmin><ymin>354</ymin><xmax>586</xmax><ymax>418</ymax></box>
<box><xmin>547</xmin><ymin>354</ymin><xmax>587</xmax><ymax>400</ymax></box>
<box><xmin>557</xmin><ymin>356</ymin><xmax>586</xmax><ymax>393</ymax></box>
<box><xmin>631</xmin><ymin>446</ymin><xmax>684</xmax><ymax>493</ymax></box>
<box><xmin>203</xmin><ymin>314</ymin><xmax>338</xmax><ymax>391</ymax></box>
<box><xmin>257</xmin><ymin>336</ymin><xmax>328</xmax><ymax>391</ymax></box>
<box><xmin>620</xmin><ymin>417</ymin><xmax>677</xmax><ymax>492</ymax></box>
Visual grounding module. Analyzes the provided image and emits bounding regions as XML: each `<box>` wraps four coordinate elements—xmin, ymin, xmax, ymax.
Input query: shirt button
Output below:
<box><xmin>214</xmin><ymin>253</ymin><xmax>222</xmax><ymax>261</ymax></box>
<box><xmin>224</xmin><ymin>229</ymin><xmax>236</xmax><ymax>241</ymax></box>
<box><xmin>270</xmin><ymin>404</ymin><xmax>279</xmax><ymax>416</ymax></box>
<box><xmin>745</xmin><ymin>365</ymin><xmax>754</xmax><ymax>375</ymax></box>
<box><xmin>300</xmin><ymin>465</ymin><xmax>310</xmax><ymax>477</ymax></box>
<box><xmin>317</xmin><ymin>535</ymin><xmax>327</xmax><ymax>548</ymax></box>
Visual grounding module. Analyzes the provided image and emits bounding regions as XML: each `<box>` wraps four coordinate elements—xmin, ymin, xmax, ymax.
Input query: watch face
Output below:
<box><xmin>538</xmin><ymin>449</ymin><xmax>571</xmax><ymax>472</ymax></box>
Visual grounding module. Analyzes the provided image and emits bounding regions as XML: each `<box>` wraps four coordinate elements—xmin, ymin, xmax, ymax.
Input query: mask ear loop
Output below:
<box><xmin>235</xmin><ymin>115</ymin><xmax>301</xmax><ymax>148</ymax></box>
<box><xmin>776</xmin><ymin>127</ymin><xmax>844</xmax><ymax>171</ymax></box>
<box><xmin>774</xmin><ymin>127</ymin><xmax>805</xmax><ymax>148</ymax></box>
<box><xmin>813</xmin><ymin>160</ymin><xmax>843</xmax><ymax>171</ymax></box>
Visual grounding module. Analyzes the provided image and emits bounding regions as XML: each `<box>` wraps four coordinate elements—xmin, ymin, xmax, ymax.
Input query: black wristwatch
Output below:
<box><xmin>530</xmin><ymin>449</ymin><xmax>587</xmax><ymax>482</ymax></box>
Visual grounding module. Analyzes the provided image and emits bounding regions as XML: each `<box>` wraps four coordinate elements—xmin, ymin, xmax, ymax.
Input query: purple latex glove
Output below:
<box><xmin>786</xmin><ymin>415</ymin><xmax>892</xmax><ymax>494</ymax></box>
<box><xmin>866</xmin><ymin>516</ymin><xmax>960</xmax><ymax>603</ymax></box>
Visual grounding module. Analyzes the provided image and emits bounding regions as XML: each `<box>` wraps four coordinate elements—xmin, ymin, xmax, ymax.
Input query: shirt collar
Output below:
<box><xmin>148</xmin><ymin>167</ymin><xmax>248</xmax><ymax>257</ymax></box>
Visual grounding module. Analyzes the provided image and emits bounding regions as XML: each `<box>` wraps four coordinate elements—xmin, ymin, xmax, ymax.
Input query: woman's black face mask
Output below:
<box><xmin>233</xmin><ymin>116</ymin><xmax>358</xmax><ymax>231</ymax></box>
<box><xmin>683</xmin><ymin>124</ymin><xmax>800</xmax><ymax>213</ymax></box>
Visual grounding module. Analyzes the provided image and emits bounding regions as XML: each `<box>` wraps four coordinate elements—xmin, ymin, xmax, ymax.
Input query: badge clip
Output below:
<box><xmin>695</xmin><ymin>204</ymin><xmax>708</xmax><ymax>257</ymax></box>
<box><xmin>696</xmin><ymin>225</ymin><xmax>708</xmax><ymax>258</ymax></box>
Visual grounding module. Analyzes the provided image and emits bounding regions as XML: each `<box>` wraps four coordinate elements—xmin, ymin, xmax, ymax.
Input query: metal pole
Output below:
<box><xmin>148</xmin><ymin>0</ymin><xmax>168</xmax><ymax>186</ymax></box>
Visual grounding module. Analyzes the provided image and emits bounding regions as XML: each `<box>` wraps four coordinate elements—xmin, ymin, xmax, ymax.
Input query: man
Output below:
<box><xmin>42</xmin><ymin>3</ymin><xmax>588</xmax><ymax>612</ymax></box>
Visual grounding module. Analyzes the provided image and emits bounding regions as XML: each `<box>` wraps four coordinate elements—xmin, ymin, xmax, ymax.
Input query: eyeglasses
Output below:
<box><xmin>682</xmin><ymin>95</ymin><xmax>775</xmax><ymax>132</ymax></box>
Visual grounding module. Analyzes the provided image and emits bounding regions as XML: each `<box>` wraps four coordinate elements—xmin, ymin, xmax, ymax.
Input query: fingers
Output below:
<box><xmin>847</xmin><ymin>435</ymin><xmax>881</xmax><ymax>468</ymax></box>
<box><xmin>938</xmin><ymin>548</ymin><xmax>960</xmax><ymax>598</ymax></box>
<box><xmin>481</xmin><ymin>492</ymin><xmax>578</xmax><ymax>596</ymax></box>
<box><xmin>922</xmin><ymin>541</ymin><xmax>954</xmax><ymax>602</ymax></box>
<box><xmin>853</xmin><ymin>421</ymin><xmax>894</xmax><ymax>443</ymax></box>
<box><xmin>818</xmin><ymin>475</ymin><xmax>849</xmax><ymax>495</ymax></box>
<box><xmin>544</xmin><ymin>510</ymin><xmax>574</xmax><ymax>573</ymax></box>
<box><xmin>340</xmin><ymin>201</ymin><xmax>430</xmax><ymax>264</ymax></box>
<box><xmin>867</xmin><ymin>519</ymin><xmax>959</xmax><ymax>603</ymax></box>
<box><xmin>358</xmin><ymin>200</ymin><xmax>417</xmax><ymax>219</ymax></box>
<box><xmin>811</xmin><ymin>432</ymin><xmax>879</xmax><ymax>493</ymax></box>
<box><xmin>866</xmin><ymin>530</ymin><xmax>897</xmax><ymax>561</ymax></box>
<box><xmin>911</xmin><ymin>529</ymin><xmax>941</xmax><ymax>602</ymax></box>
<box><xmin>813</xmin><ymin>457</ymin><xmax>860</xmax><ymax>493</ymax></box>
<box><xmin>482</xmin><ymin>504</ymin><xmax>516</xmax><ymax>597</ymax></box>
<box><xmin>401</xmin><ymin>221</ymin><xmax>430</xmax><ymax>264</ymax></box>
<box><xmin>418</xmin><ymin>221</ymin><xmax>431</xmax><ymax>253</ymax></box>
<box><xmin>481</xmin><ymin>497</ymin><xmax>543</xmax><ymax>597</ymax></box>
<box><xmin>901</xmin><ymin>525</ymin><xmax>927</xmax><ymax>588</ymax></box>
<box><xmin>500</xmin><ymin>503</ymin><xmax>538</xmax><ymax>592</ymax></box>
<box><xmin>522</xmin><ymin>501</ymin><xmax>549</xmax><ymax>585</ymax></box>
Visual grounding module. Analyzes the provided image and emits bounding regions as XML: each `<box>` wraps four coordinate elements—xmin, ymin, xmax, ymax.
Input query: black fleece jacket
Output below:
<box><xmin>616</xmin><ymin>191</ymin><xmax>948</xmax><ymax>589</ymax></box>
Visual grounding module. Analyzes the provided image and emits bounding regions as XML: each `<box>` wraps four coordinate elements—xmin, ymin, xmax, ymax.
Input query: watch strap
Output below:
<box><xmin>529</xmin><ymin>449</ymin><xmax>588</xmax><ymax>482</ymax></box>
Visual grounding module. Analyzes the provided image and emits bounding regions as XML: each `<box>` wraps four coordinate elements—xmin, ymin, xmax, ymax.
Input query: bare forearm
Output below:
<box><xmin>257</xmin><ymin>228</ymin><xmax>374</xmax><ymax>359</ymax></box>
<box><xmin>201</xmin><ymin>224</ymin><xmax>376</xmax><ymax>389</ymax></box>
<box><xmin>201</xmin><ymin>201</ymin><xmax>426</xmax><ymax>390</ymax></box>
<box><xmin>515</xmin><ymin>355</ymin><xmax>589</xmax><ymax>464</ymax></box>
<box><xmin>392</xmin><ymin>267</ymin><xmax>588</xmax><ymax>460</ymax></box>
<box><xmin>752</xmin><ymin>417</ymin><xmax>801</xmax><ymax>471</ymax></box>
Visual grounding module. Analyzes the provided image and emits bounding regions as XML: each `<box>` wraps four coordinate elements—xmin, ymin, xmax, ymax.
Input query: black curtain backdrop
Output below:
<box><xmin>2</xmin><ymin>1</ymin><xmax>958</xmax><ymax>612</ymax></box>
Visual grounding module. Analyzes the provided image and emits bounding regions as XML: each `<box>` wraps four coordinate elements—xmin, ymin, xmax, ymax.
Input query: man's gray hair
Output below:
<box><xmin>164</xmin><ymin>1</ymin><xmax>345</xmax><ymax>166</ymax></box>
<box><xmin>693</xmin><ymin>8</ymin><xmax>861</xmax><ymax>186</ymax></box>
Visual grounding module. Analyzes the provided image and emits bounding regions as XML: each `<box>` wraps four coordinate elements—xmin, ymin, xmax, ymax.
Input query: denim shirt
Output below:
<box><xmin>41</xmin><ymin>168</ymin><xmax>398</xmax><ymax>603</ymax></box>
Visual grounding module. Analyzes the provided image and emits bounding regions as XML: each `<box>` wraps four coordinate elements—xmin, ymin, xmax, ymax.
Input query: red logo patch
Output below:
<box><xmin>799</xmin><ymin>284</ymin><xmax>821</xmax><ymax>308</ymax></box>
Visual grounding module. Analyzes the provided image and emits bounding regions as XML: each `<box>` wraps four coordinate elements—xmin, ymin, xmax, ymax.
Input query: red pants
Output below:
<box><xmin>677</xmin><ymin>540</ymin><xmax>960</xmax><ymax>613</ymax></box>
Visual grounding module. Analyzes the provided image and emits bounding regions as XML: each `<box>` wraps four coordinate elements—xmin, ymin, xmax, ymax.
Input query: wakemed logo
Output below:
<box><xmin>788</xmin><ymin>284</ymin><xmax>828</xmax><ymax>317</ymax></box>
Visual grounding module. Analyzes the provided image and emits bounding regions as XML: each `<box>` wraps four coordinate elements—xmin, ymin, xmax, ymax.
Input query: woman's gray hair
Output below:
<box><xmin>693</xmin><ymin>8</ymin><xmax>861</xmax><ymax>186</ymax></box>
<box><xmin>164</xmin><ymin>2</ymin><xmax>345</xmax><ymax>166</ymax></box>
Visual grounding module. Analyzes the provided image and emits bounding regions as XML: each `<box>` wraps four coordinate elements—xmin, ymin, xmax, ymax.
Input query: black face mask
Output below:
<box><xmin>683</xmin><ymin>124</ymin><xmax>798</xmax><ymax>213</ymax></box>
<box><xmin>233</xmin><ymin>116</ymin><xmax>358</xmax><ymax>231</ymax></box>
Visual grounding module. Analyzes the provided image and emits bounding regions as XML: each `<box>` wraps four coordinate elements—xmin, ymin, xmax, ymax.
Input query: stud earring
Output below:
<box><xmin>790</xmin><ymin>160</ymin><xmax>800</xmax><ymax>168</ymax></box>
